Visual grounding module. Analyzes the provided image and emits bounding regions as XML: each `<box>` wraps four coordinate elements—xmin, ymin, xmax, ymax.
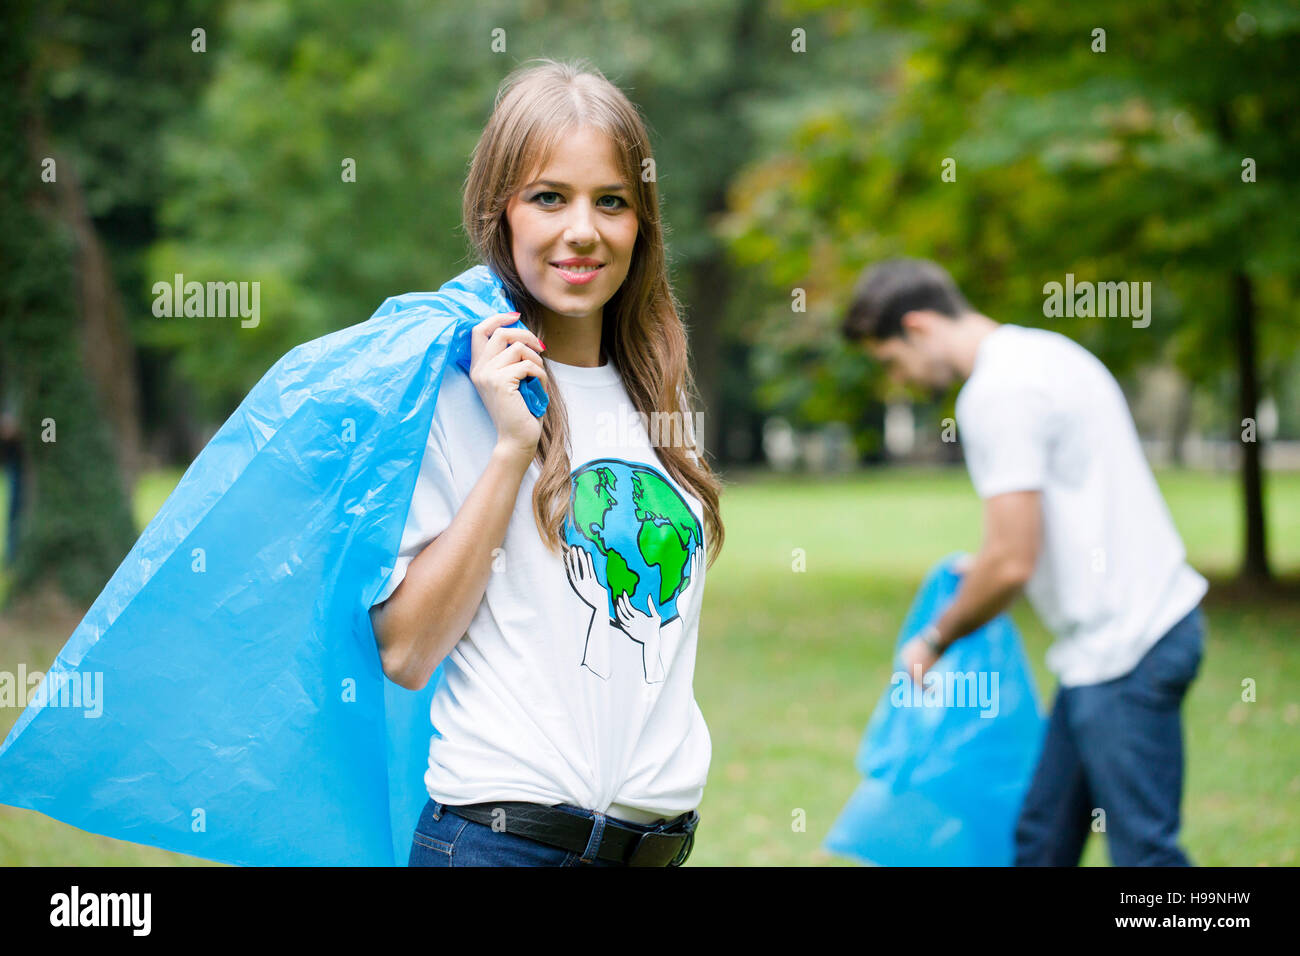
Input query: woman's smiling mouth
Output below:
<box><xmin>551</xmin><ymin>259</ymin><xmax>606</xmax><ymax>285</ymax></box>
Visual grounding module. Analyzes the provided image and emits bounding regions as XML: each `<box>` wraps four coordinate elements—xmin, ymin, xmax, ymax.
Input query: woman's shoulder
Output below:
<box><xmin>428</xmin><ymin>361</ymin><xmax>493</xmax><ymax>451</ymax></box>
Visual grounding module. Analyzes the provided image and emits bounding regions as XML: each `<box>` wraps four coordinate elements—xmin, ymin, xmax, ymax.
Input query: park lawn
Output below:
<box><xmin>1</xmin><ymin>466</ymin><xmax>1297</xmax><ymax>866</ymax></box>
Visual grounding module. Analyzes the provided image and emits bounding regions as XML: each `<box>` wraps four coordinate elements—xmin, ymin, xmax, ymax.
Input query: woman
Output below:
<box><xmin>369</xmin><ymin>58</ymin><xmax>725</xmax><ymax>867</ymax></box>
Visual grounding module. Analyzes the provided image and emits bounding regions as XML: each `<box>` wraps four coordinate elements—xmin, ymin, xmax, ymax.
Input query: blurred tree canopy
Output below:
<box><xmin>721</xmin><ymin>0</ymin><xmax>1300</xmax><ymax>581</ymax></box>
<box><xmin>1</xmin><ymin>0</ymin><xmax>219</xmax><ymax>607</ymax></box>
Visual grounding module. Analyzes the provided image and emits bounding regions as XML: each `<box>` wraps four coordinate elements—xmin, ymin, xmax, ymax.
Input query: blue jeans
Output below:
<box><xmin>408</xmin><ymin>798</ymin><xmax>669</xmax><ymax>867</ymax></box>
<box><xmin>1014</xmin><ymin>606</ymin><xmax>1205</xmax><ymax>866</ymax></box>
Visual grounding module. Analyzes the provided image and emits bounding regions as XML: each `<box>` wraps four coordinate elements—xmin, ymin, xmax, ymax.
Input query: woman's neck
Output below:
<box><xmin>538</xmin><ymin>310</ymin><xmax>605</xmax><ymax>367</ymax></box>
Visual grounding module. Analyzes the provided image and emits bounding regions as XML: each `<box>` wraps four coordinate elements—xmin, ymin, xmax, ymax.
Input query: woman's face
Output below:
<box><xmin>505</xmin><ymin>125</ymin><xmax>639</xmax><ymax>334</ymax></box>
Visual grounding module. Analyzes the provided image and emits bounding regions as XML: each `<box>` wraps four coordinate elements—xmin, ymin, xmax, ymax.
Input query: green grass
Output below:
<box><xmin>691</xmin><ymin>466</ymin><xmax>1300</xmax><ymax>867</ymax></box>
<box><xmin>1</xmin><ymin>466</ymin><xmax>1298</xmax><ymax>865</ymax></box>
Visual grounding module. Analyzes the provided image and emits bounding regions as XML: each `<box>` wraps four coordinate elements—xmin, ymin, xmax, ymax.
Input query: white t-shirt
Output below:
<box><xmin>372</xmin><ymin>356</ymin><xmax>711</xmax><ymax>824</ymax></box>
<box><xmin>955</xmin><ymin>324</ymin><xmax>1207</xmax><ymax>687</ymax></box>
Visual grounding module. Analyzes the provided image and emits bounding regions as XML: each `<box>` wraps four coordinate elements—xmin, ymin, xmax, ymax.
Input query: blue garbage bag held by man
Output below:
<box><xmin>0</xmin><ymin>266</ymin><xmax>545</xmax><ymax>866</ymax></box>
<box><xmin>825</xmin><ymin>554</ymin><xmax>1045</xmax><ymax>866</ymax></box>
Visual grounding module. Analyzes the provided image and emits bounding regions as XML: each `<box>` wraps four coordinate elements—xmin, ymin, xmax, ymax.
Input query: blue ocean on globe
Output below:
<box><xmin>562</xmin><ymin>457</ymin><xmax>703</xmax><ymax>627</ymax></box>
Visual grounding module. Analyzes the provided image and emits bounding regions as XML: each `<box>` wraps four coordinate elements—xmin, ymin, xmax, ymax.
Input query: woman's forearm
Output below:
<box><xmin>372</xmin><ymin>442</ymin><xmax>533</xmax><ymax>689</ymax></box>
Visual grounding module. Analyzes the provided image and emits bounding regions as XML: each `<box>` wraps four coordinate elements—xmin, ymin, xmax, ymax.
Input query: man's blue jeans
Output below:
<box><xmin>1014</xmin><ymin>606</ymin><xmax>1205</xmax><ymax>866</ymax></box>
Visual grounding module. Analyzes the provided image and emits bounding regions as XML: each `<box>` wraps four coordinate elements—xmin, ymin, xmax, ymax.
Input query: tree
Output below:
<box><xmin>0</xmin><ymin>0</ymin><xmax>222</xmax><ymax>608</ymax></box>
<box><xmin>0</xmin><ymin>1</ymin><xmax>135</xmax><ymax>607</ymax></box>
<box><xmin>721</xmin><ymin>0</ymin><xmax>1300</xmax><ymax>581</ymax></box>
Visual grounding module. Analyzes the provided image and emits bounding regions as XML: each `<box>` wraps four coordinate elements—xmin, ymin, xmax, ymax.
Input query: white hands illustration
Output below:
<box><xmin>565</xmin><ymin>545</ymin><xmax>611</xmax><ymax>679</ymax></box>
<box><xmin>565</xmin><ymin>543</ymin><xmax>668</xmax><ymax>683</ymax></box>
<box><xmin>616</xmin><ymin>591</ymin><xmax>665</xmax><ymax>684</ymax></box>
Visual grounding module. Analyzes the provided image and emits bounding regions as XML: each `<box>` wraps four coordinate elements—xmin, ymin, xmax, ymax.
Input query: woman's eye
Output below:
<box><xmin>530</xmin><ymin>192</ymin><xmax>627</xmax><ymax>209</ymax></box>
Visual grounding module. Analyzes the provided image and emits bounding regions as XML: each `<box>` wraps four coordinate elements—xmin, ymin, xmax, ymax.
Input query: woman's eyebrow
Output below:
<box><xmin>528</xmin><ymin>179</ymin><xmax>630</xmax><ymax>192</ymax></box>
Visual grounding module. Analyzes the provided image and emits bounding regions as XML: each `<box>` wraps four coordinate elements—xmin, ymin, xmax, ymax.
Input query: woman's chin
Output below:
<box><xmin>536</xmin><ymin>289</ymin><xmax>616</xmax><ymax>319</ymax></box>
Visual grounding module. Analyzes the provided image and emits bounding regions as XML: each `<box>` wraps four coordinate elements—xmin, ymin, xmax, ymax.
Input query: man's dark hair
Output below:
<box><xmin>841</xmin><ymin>258</ymin><xmax>972</xmax><ymax>343</ymax></box>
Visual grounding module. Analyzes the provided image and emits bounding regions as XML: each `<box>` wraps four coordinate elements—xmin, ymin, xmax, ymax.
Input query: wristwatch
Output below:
<box><xmin>917</xmin><ymin>624</ymin><xmax>945</xmax><ymax>656</ymax></box>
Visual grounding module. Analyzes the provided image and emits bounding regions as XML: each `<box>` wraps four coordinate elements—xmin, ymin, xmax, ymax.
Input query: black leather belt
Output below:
<box><xmin>442</xmin><ymin>801</ymin><xmax>699</xmax><ymax>867</ymax></box>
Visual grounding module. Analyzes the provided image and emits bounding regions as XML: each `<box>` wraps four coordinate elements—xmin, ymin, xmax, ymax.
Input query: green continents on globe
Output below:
<box><xmin>564</xmin><ymin>458</ymin><xmax>704</xmax><ymax>624</ymax></box>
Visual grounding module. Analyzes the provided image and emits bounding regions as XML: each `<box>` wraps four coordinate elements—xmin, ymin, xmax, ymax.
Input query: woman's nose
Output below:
<box><xmin>562</xmin><ymin>200</ymin><xmax>599</xmax><ymax>245</ymax></box>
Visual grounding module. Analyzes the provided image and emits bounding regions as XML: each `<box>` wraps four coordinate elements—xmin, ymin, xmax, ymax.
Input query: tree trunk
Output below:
<box><xmin>29</xmin><ymin>120</ymin><xmax>143</xmax><ymax>499</ymax></box>
<box><xmin>685</xmin><ymin>252</ymin><xmax>728</xmax><ymax>462</ymax></box>
<box><xmin>1232</xmin><ymin>269</ymin><xmax>1270</xmax><ymax>582</ymax></box>
<box><xmin>0</xmin><ymin>24</ymin><xmax>139</xmax><ymax>611</ymax></box>
<box><xmin>683</xmin><ymin>0</ymin><xmax>762</xmax><ymax>466</ymax></box>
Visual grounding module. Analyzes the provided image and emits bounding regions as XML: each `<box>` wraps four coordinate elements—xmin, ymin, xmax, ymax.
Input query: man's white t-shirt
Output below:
<box><xmin>372</xmin><ymin>356</ymin><xmax>711</xmax><ymax>824</ymax></box>
<box><xmin>955</xmin><ymin>324</ymin><xmax>1207</xmax><ymax>688</ymax></box>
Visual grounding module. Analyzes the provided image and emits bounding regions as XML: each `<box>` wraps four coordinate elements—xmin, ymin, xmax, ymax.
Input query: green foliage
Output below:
<box><xmin>35</xmin><ymin>0</ymin><xmax>225</xmax><ymax>350</ymax></box>
<box><xmin>0</xmin><ymin>1</ymin><xmax>138</xmax><ymax>607</ymax></box>
<box><xmin>721</xmin><ymin>0</ymin><xmax>1300</xmax><ymax>425</ymax></box>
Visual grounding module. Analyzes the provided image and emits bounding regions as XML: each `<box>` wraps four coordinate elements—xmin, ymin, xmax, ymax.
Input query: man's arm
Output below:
<box><xmin>901</xmin><ymin>490</ymin><xmax>1041</xmax><ymax>680</ymax></box>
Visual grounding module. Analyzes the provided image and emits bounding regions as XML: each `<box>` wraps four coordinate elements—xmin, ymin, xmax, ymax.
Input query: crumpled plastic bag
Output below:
<box><xmin>0</xmin><ymin>265</ymin><xmax>544</xmax><ymax>866</ymax></box>
<box><xmin>824</xmin><ymin>553</ymin><xmax>1046</xmax><ymax>866</ymax></box>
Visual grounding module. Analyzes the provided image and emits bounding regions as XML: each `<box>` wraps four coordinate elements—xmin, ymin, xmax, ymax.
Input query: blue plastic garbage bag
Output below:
<box><xmin>824</xmin><ymin>554</ymin><xmax>1046</xmax><ymax>866</ymax></box>
<box><xmin>0</xmin><ymin>265</ymin><xmax>545</xmax><ymax>866</ymax></box>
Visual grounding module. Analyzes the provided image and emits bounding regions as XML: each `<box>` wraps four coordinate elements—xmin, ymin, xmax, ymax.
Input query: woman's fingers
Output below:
<box><xmin>482</xmin><ymin>340</ymin><xmax>544</xmax><ymax>376</ymax></box>
<box><xmin>474</xmin><ymin>321</ymin><xmax>545</xmax><ymax>367</ymax></box>
<box><xmin>466</xmin><ymin>316</ymin><xmax>546</xmax><ymax>458</ymax></box>
<box><xmin>498</xmin><ymin>357</ymin><xmax>548</xmax><ymax>390</ymax></box>
<box><xmin>470</xmin><ymin>313</ymin><xmax>522</xmax><ymax>368</ymax></box>
<box><xmin>471</xmin><ymin>313</ymin><xmax>526</xmax><ymax>349</ymax></box>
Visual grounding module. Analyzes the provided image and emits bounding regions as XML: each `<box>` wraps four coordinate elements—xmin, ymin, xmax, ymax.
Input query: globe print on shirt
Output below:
<box><xmin>562</xmin><ymin>458</ymin><xmax>704</xmax><ymax>684</ymax></box>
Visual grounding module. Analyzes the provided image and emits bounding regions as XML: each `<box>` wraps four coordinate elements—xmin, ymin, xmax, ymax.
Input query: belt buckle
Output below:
<box><xmin>670</xmin><ymin>810</ymin><xmax>699</xmax><ymax>866</ymax></box>
<box><xmin>626</xmin><ymin>811</ymin><xmax>698</xmax><ymax>867</ymax></box>
<box><xmin>667</xmin><ymin>828</ymin><xmax>695</xmax><ymax>867</ymax></box>
<box><xmin>626</xmin><ymin>829</ymin><xmax>678</xmax><ymax>867</ymax></box>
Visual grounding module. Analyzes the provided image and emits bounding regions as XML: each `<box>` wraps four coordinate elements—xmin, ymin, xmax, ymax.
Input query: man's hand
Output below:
<box><xmin>900</xmin><ymin>636</ymin><xmax>940</xmax><ymax>687</ymax></box>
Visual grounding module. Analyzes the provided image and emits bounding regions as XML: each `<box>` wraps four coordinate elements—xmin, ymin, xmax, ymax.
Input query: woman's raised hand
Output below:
<box><xmin>469</xmin><ymin>312</ymin><xmax>548</xmax><ymax>464</ymax></box>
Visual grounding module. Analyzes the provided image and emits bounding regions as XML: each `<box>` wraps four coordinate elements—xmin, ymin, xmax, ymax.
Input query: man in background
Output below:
<box><xmin>841</xmin><ymin>258</ymin><xmax>1208</xmax><ymax>866</ymax></box>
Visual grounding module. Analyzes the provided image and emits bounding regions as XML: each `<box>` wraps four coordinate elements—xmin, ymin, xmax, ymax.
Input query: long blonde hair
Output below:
<box><xmin>462</xmin><ymin>58</ymin><xmax>724</xmax><ymax>569</ymax></box>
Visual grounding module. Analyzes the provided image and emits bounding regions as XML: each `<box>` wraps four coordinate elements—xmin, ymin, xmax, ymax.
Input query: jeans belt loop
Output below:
<box><xmin>581</xmin><ymin>810</ymin><xmax>606</xmax><ymax>864</ymax></box>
